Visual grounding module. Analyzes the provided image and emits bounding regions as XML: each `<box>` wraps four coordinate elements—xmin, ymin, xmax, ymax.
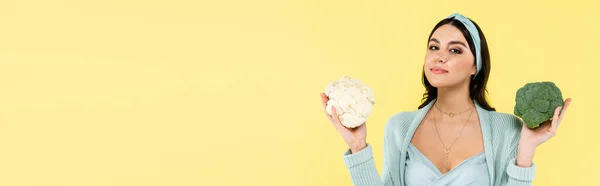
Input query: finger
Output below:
<box><xmin>549</xmin><ymin>106</ymin><xmax>562</xmax><ymax>133</ymax></box>
<box><xmin>320</xmin><ymin>93</ymin><xmax>334</xmax><ymax>121</ymax></box>
<box><xmin>320</xmin><ymin>93</ymin><xmax>330</xmax><ymax>111</ymax></box>
<box><xmin>331</xmin><ymin>106</ymin><xmax>339</xmax><ymax>122</ymax></box>
<box><xmin>558</xmin><ymin>98</ymin><xmax>572</xmax><ymax>123</ymax></box>
<box><xmin>540</xmin><ymin>120</ymin><xmax>552</xmax><ymax>132</ymax></box>
<box><xmin>320</xmin><ymin>93</ymin><xmax>327</xmax><ymax>109</ymax></box>
<box><xmin>321</xmin><ymin>93</ymin><xmax>331</xmax><ymax>109</ymax></box>
<box><xmin>321</xmin><ymin>92</ymin><xmax>329</xmax><ymax>101</ymax></box>
<box><xmin>331</xmin><ymin>106</ymin><xmax>345</xmax><ymax>129</ymax></box>
<box><xmin>324</xmin><ymin>111</ymin><xmax>333</xmax><ymax>121</ymax></box>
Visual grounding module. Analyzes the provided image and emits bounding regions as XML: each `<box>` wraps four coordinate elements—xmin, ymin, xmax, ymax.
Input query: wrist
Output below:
<box><xmin>516</xmin><ymin>144</ymin><xmax>536</xmax><ymax>167</ymax></box>
<box><xmin>350</xmin><ymin>140</ymin><xmax>367</xmax><ymax>154</ymax></box>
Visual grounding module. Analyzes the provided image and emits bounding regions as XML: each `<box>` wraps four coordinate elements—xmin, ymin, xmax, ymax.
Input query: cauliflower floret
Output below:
<box><xmin>324</xmin><ymin>76</ymin><xmax>375</xmax><ymax>128</ymax></box>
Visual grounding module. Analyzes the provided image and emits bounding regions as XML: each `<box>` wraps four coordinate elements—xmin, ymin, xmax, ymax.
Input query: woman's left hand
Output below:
<box><xmin>516</xmin><ymin>98</ymin><xmax>572</xmax><ymax>167</ymax></box>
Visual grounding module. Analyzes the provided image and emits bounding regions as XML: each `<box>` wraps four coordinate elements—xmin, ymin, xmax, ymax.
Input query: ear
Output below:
<box><xmin>471</xmin><ymin>64</ymin><xmax>477</xmax><ymax>75</ymax></box>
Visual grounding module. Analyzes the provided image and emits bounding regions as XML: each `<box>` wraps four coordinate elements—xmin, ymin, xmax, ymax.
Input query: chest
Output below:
<box><xmin>410</xmin><ymin>112</ymin><xmax>485</xmax><ymax>174</ymax></box>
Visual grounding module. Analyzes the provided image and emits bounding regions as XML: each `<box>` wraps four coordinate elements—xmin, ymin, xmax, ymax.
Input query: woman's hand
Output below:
<box><xmin>516</xmin><ymin>98</ymin><xmax>572</xmax><ymax>167</ymax></box>
<box><xmin>321</xmin><ymin>93</ymin><xmax>367</xmax><ymax>153</ymax></box>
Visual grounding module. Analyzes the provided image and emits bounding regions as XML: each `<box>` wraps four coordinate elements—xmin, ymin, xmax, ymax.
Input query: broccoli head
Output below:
<box><xmin>514</xmin><ymin>82</ymin><xmax>564</xmax><ymax>129</ymax></box>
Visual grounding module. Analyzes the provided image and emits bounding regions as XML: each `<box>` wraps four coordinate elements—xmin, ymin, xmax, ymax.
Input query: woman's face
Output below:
<box><xmin>424</xmin><ymin>23</ymin><xmax>476</xmax><ymax>88</ymax></box>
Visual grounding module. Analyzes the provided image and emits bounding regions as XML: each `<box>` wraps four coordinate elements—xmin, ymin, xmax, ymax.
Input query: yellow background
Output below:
<box><xmin>0</xmin><ymin>0</ymin><xmax>597</xmax><ymax>185</ymax></box>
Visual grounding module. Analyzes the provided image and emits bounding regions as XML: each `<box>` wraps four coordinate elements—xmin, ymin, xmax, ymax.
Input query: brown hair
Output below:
<box><xmin>418</xmin><ymin>17</ymin><xmax>495</xmax><ymax>111</ymax></box>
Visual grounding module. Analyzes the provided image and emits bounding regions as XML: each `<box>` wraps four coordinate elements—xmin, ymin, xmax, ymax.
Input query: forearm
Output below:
<box><xmin>516</xmin><ymin>144</ymin><xmax>536</xmax><ymax>167</ymax></box>
<box><xmin>344</xmin><ymin>144</ymin><xmax>385</xmax><ymax>186</ymax></box>
<box><xmin>505</xmin><ymin>143</ymin><xmax>537</xmax><ymax>185</ymax></box>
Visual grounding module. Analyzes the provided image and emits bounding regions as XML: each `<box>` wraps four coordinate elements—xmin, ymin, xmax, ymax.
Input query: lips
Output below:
<box><xmin>431</xmin><ymin>67</ymin><xmax>448</xmax><ymax>74</ymax></box>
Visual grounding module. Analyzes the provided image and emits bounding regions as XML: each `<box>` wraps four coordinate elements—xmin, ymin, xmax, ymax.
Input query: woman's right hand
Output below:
<box><xmin>320</xmin><ymin>93</ymin><xmax>368</xmax><ymax>153</ymax></box>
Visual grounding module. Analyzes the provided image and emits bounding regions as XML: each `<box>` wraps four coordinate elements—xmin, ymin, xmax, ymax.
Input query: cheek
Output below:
<box><xmin>453</xmin><ymin>61</ymin><xmax>470</xmax><ymax>70</ymax></box>
<box><xmin>450</xmin><ymin>56</ymin><xmax>475</xmax><ymax>72</ymax></box>
<box><xmin>424</xmin><ymin>53</ymin><xmax>435</xmax><ymax>65</ymax></box>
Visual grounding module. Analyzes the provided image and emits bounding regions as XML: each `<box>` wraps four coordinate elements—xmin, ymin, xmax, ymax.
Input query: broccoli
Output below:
<box><xmin>514</xmin><ymin>82</ymin><xmax>564</xmax><ymax>129</ymax></box>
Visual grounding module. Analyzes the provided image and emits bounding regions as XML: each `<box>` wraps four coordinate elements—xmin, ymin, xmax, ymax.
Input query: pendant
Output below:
<box><xmin>448</xmin><ymin>113</ymin><xmax>455</xmax><ymax>117</ymax></box>
<box><xmin>444</xmin><ymin>149</ymin><xmax>450</xmax><ymax>154</ymax></box>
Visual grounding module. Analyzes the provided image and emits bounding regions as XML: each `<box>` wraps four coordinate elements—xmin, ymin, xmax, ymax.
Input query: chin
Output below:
<box><xmin>425</xmin><ymin>73</ymin><xmax>455</xmax><ymax>88</ymax></box>
<box><xmin>428</xmin><ymin>79</ymin><xmax>454</xmax><ymax>88</ymax></box>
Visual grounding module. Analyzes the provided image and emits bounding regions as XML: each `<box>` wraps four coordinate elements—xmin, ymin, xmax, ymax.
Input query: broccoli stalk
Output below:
<box><xmin>514</xmin><ymin>82</ymin><xmax>564</xmax><ymax>129</ymax></box>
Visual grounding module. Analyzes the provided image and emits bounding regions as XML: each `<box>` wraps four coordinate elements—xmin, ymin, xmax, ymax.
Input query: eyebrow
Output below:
<box><xmin>429</xmin><ymin>38</ymin><xmax>468</xmax><ymax>48</ymax></box>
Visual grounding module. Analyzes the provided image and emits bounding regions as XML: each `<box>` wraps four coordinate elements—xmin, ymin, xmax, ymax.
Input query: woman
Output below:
<box><xmin>320</xmin><ymin>13</ymin><xmax>572</xmax><ymax>186</ymax></box>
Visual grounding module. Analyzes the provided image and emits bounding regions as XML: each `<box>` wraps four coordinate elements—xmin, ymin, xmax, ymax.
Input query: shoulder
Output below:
<box><xmin>388</xmin><ymin>111</ymin><xmax>418</xmax><ymax>124</ymax></box>
<box><xmin>485</xmin><ymin>110</ymin><xmax>524</xmax><ymax>150</ymax></box>
<box><xmin>487</xmin><ymin>111</ymin><xmax>524</xmax><ymax>134</ymax></box>
<box><xmin>383</xmin><ymin>110</ymin><xmax>419</xmax><ymax>135</ymax></box>
<box><xmin>379</xmin><ymin>110</ymin><xmax>419</xmax><ymax>146</ymax></box>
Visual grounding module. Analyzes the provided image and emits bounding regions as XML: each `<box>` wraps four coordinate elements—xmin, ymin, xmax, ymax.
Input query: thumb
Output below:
<box><xmin>331</xmin><ymin>106</ymin><xmax>347</xmax><ymax>130</ymax></box>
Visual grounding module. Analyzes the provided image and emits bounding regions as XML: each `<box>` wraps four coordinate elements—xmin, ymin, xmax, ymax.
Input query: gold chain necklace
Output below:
<box><xmin>434</xmin><ymin>103</ymin><xmax>473</xmax><ymax>117</ymax></box>
<box><xmin>432</xmin><ymin>105</ymin><xmax>475</xmax><ymax>173</ymax></box>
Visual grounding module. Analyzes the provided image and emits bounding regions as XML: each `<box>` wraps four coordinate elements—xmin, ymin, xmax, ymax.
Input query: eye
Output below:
<box><xmin>450</xmin><ymin>48</ymin><xmax>462</xmax><ymax>54</ymax></box>
<box><xmin>428</xmin><ymin>46</ymin><xmax>439</xmax><ymax>50</ymax></box>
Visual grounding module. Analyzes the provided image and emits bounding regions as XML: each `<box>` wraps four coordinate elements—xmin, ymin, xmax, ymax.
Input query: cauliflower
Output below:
<box><xmin>324</xmin><ymin>76</ymin><xmax>375</xmax><ymax>128</ymax></box>
<box><xmin>514</xmin><ymin>81</ymin><xmax>564</xmax><ymax>129</ymax></box>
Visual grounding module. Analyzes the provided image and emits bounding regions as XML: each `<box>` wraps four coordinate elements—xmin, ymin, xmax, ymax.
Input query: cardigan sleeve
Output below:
<box><xmin>506</xmin><ymin>157</ymin><xmax>536</xmax><ymax>183</ymax></box>
<box><xmin>343</xmin><ymin>144</ymin><xmax>386</xmax><ymax>186</ymax></box>
<box><xmin>504</xmin><ymin>116</ymin><xmax>537</xmax><ymax>186</ymax></box>
<box><xmin>342</xmin><ymin>115</ymin><xmax>402</xmax><ymax>186</ymax></box>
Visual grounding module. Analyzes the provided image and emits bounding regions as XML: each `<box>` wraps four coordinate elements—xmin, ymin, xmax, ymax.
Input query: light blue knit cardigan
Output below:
<box><xmin>342</xmin><ymin>99</ymin><xmax>536</xmax><ymax>186</ymax></box>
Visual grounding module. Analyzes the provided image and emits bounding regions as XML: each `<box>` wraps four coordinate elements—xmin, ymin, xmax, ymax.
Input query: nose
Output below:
<box><xmin>433</xmin><ymin>52</ymin><xmax>447</xmax><ymax>64</ymax></box>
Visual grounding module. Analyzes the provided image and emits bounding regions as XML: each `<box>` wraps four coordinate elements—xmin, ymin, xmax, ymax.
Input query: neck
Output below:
<box><xmin>435</xmin><ymin>83</ymin><xmax>474</xmax><ymax>112</ymax></box>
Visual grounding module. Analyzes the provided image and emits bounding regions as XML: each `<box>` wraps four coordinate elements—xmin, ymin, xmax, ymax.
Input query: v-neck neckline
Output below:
<box><xmin>408</xmin><ymin>143</ymin><xmax>484</xmax><ymax>176</ymax></box>
<box><xmin>399</xmin><ymin>99</ymin><xmax>496</xmax><ymax>186</ymax></box>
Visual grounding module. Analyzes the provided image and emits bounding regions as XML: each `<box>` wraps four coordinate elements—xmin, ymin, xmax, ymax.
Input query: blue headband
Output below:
<box><xmin>446</xmin><ymin>13</ymin><xmax>482</xmax><ymax>79</ymax></box>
